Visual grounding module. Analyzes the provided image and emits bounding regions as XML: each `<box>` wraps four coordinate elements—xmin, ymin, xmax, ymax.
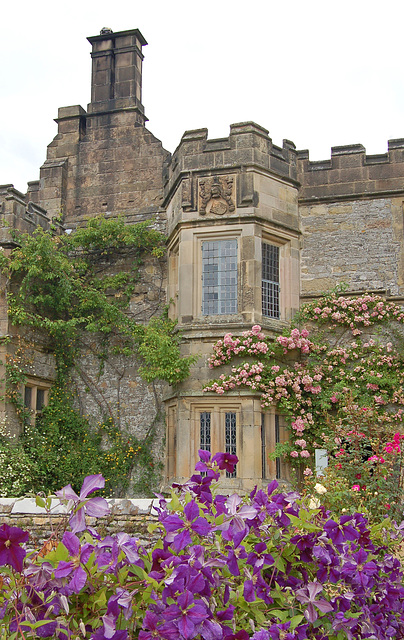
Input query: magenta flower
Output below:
<box><xmin>212</xmin><ymin>451</ymin><xmax>238</xmax><ymax>474</ymax></box>
<box><xmin>56</xmin><ymin>474</ymin><xmax>110</xmax><ymax>533</ymax></box>
<box><xmin>161</xmin><ymin>499</ymin><xmax>211</xmax><ymax>551</ymax></box>
<box><xmin>0</xmin><ymin>523</ymin><xmax>29</xmax><ymax>572</ymax></box>
<box><xmin>54</xmin><ymin>531</ymin><xmax>94</xmax><ymax>593</ymax></box>
<box><xmin>295</xmin><ymin>582</ymin><xmax>333</xmax><ymax>623</ymax></box>
<box><xmin>164</xmin><ymin>590</ymin><xmax>209</xmax><ymax>639</ymax></box>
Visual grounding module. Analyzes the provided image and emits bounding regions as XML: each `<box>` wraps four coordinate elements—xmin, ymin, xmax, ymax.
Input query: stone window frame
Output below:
<box><xmin>260</xmin><ymin>230</ymin><xmax>295</xmax><ymax>323</ymax></box>
<box><xmin>191</xmin><ymin>400</ymin><xmax>242</xmax><ymax>477</ymax></box>
<box><xmin>194</xmin><ymin>228</ymin><xmax>242</xmax><ymax>320</ymax></box>
<box><xmin>23</xmin><ymin>378</ymin><xmax>51</xmax><ymax>425</ymax></box>
<box><xmin>201</xmin><ymin>238</ymin><xmax>238</xmax><ymax>315</ymax></box>
<box><xmin>262</xmin><ymin>241</ymin><xmax>280</xmax><ymax>319</ymax></box>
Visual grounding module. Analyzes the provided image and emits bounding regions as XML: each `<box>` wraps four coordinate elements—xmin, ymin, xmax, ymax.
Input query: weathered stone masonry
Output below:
<box><xmin>0</xmin><ymin>27</ymin><xmax>403</xmax><ymax>494</ymax></box>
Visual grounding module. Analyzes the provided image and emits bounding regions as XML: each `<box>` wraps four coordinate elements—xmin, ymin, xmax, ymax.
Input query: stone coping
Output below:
<box><xmin>0</xmin><ymin>497</ymin><xmax>159</xmax><ymax>516</ymax></box>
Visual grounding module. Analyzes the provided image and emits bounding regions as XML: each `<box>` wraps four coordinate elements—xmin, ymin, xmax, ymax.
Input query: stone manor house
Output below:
<box><xmin>1</xmin><ymin>28</ymin><xmax>403</xmax><ymax>493</ymax></box>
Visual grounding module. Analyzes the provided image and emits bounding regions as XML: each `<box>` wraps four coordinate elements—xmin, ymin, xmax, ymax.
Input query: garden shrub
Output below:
<box><xmin>1</xmin><ymin>452</ymin><xmax>404</xmax><ymax>639</ymax></box>
<box><xmin>204</xmin><ymin>292</ymin><xmax>404</xmax><ymax>520</ymax></box>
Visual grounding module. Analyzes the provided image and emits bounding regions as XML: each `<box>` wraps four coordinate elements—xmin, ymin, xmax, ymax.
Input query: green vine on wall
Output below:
<box><xmin>0</xmin><ymin>216</ymin><xmax>195</xmax><ymax>496</ymax></box>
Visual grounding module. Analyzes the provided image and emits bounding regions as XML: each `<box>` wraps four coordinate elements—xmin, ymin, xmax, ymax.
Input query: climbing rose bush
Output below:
<box><xmin>301</xmin><ymin>401</ymin><xmax>404</xmax><ymax>521</ymax></box>
<box><xmin>1</xmin><ymin>459</ymin><xmax>404</xmax><ymax>638</ymax></box>
<box><xmin>204</xmin><ymin>294</ymin><xmax>404</xmax><ymax>505</ymax></box>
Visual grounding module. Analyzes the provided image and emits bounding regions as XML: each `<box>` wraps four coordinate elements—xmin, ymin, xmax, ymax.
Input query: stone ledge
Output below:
<box><xmin>0</xmin><ymin>497</ymin><xmax>159</xmax><ymax>516</ymax></box>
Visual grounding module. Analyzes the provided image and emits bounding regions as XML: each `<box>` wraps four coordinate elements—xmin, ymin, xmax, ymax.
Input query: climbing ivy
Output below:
<box><xmin>0</xmin><ymin>216</ymin><xmax>193</xmax><ymax>383</ymax></box>
<box><xmin>0</xmin><ymin>216</ymin><xmax>194</xmax><ymax>496</ymax></box>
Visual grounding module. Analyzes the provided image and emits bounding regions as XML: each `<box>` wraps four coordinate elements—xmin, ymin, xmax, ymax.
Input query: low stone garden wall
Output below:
<box><xmin>0</xmin><ymin>497</ymin><xmax>159</xmax><ymax>550</ymax></box>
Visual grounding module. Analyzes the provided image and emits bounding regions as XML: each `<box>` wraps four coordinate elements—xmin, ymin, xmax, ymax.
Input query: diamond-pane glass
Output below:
<box><xmin>262</xmin><ymin>243</ymin><xmax>280</xmax><ymax>319</ymax></box>
<box><xmin>225</xmin><ymin>412</ymin><xmax>237</xmax><ymax>478</ymax></box>
<box><xmin>202</xmin><ymin>240</ymin><xmax>237</xmax><ymax>315</ymax></box>
<box><xmin>200</xmin><ymin>412</ymin><xmax>211</xmax><ymax>453</ymax></box>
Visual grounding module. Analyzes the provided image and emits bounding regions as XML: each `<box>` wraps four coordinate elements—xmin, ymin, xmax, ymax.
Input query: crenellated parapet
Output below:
<box><xmin>297</xmin><ymin>139</ymin><xmax>404</xmax><ymax>202</ymax></box>
<box><xmin>163</xmin><ymin>122</ymin><xmax>298</xmax><ymax>211</ymax></box>
<box><xmin>0</xmin><ymin>185</ymin><xmax>51</xmax><ymax>247</ymax></box>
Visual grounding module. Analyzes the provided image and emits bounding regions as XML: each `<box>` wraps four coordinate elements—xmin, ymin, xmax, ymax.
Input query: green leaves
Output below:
<box><xmin>3</xmin><ymin>216</ymin><xmax>192</xmax><ymax>385</ymax></box>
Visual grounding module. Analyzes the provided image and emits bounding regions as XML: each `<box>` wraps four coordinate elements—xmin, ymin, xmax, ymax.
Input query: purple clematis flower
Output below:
<box><xmin>161</xmin><ymin>499</ymin><xmax>211</xmax><ymax>551</ymax></box>
<box><xmin>0</xmin><ymin>523</ymin><xmax>29</xmax><ymax>572</ymax></box>
<box><xmin>212</xmin><ymin>451</ymin><xmax>238</xmax><ymax>474</ymax></box>
<box><xmin>164</xmin><ymin>590</ymin><xmax>209</xmax><ymax>639</ymax></box>
<box><xmin>56</xmin><ymin>474</ymin><xmax>110</xmax><ymax>533</ymax></box>
<box><xmin>216</xmin><ymin>494</ymin><xmax>257</xmax><ymax>539</ymax></box>
<box><xmin>295</xmin><ymin>582</ymin><xmax>334</xmax><ymax>623</ymax></box>
<box><xmin>54</xmin><ymin>531</ymin><xmax>93</xmax><ymax>593</ymax></box>
<box><xmin>323</xmin><ymin>516</ymin><xmax>359</xmax><ymax>548</ymax></box>
<box><xmin>139</xmin><ymin>611</ymin><xmax>179</xmax><ymax>640</ymax></box>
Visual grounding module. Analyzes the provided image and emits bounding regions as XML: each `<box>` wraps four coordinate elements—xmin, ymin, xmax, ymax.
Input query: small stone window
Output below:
<box><xmin>24</xmin><ymin>382</ymin><xmax>50</xmax><ymax>424</ymax></box>
<box><xmin>202</xmin><ymin>239</ymin><xmax>237</xmax><ymax>315</ymax></box>
<box><xmin>262</xmin><ymin>242</ymin><xmax>280</xmax><ymax>319</ymax></box>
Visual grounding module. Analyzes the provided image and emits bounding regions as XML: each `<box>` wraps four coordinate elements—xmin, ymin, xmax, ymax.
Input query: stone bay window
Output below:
<box><xmin>165</xmin><ymin>161</ymin><xmax>300</xmax><ymax>492</ymax></box>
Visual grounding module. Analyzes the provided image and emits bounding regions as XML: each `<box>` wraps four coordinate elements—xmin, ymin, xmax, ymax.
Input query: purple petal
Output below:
<box><xmin>69</xmin><ymin>566</ymin><xmax>87</xmax><ymax>593</ymax></box>
<box><xmin>191</xmin><ymin>517</ymin><xmax>211</xmax><ymax>536</ymax></box>
<box><xmin>69</xmin><ymin>506</ymin><xmax>86</xmax><ymax>533</ymax></box>
<box><xmin>85</xmin><ymin>496</ymin><xmax>110</xmax><ymax>517</ymax></box>
<box><xmin>56</xmin><ymin>484</ymin><xmax>79</xmax><ymax>501</ymax></box>
<box><xmin>307</xmin><ymin>582</ymin><xmax>323</xmax><ymax>600</ymax></box>
<box><xmin>62</xmin><ymin>531</ymin><xmax>80</xmax><ymax>556</ymax></box>
<box><xmin>173</xmin><ymin>529</ymin><xmax>192</xmax><ymax>551</ymax></box>
<box><xmin>162</xmin><ymin>514</ymin><xmax>185</xmax><ymax>533</ymax></box>
<box><xmin>244</xmin><ymin>579</ymin><xmax>255</xmax><ymax>602</ymax></box>
<box><xmin>198</xmin><ymin>450</ymin><xmax>211</xmax><ymax>463</ymax></box>
<box><xmin>304</xmin><ymin>602</ymin><xmax>318</xmax><ymax>623</ymax></box>
<box><xmin>316</xmin><ymin>599</ymin><xmax>334</xmax><ymax>614</ymax></box>
<box><xmin>102</xmin><ymin>612</ymin><xmax>117</xmax><ymax>639</ymax></box>
<box><xmin>0</xmin><ymin>524</ymin><xmax>29</xmax><ymax>545</ymax></box>
<box><xmin>238</xmin><ymin>505</ymin><xmax>258</xmax><ymax>520</ymax></box>
<box><xmin>200</xmin><ymin>619</ymin><xmax>222</xmax><ymax>640</ymax></box>
<box><xmin>79</xmin><ymin>474</ymin><xmax>105</xmax><ymax>499</ymax></box>
<box><xmin>225</xmin><ymin>494</ymin><xmax>242</xmax><ymax>515</ymax></box>
<box><xmin>1</xmin><ymin>545</ymin><xmax>26</xmax><ymax>573</ymax></box>
<box><xmin>54</xmin><ymin>560</ymin><xmax>74</xmax><ymax>578</ymax></box>
<box><xmin>177</xmin><ymin>616</ymin><xmax>196</xmax><ymax>640</ymax></box>
<box><xmin>184</xmin><ymin>500</ymin><xmax>200</xmax><ymax>523</ymax></box>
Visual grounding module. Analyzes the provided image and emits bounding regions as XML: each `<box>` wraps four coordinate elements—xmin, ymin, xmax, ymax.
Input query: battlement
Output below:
<box><xmin>297</xmin><ymin>139</ymin><xmax>404</xmax><ymax>202</ymax></box>
<box><xmin>0</xmin><ymin>185</ymin><xmax>51</xmax><ymax>246</ymax></box>
<box><xmin>164</xmin><ymin>122</ymin><xmax>298</xmax><ymax>204</ymax></box>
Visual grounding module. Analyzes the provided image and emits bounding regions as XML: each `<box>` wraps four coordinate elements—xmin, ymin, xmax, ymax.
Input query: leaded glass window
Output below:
<box><xmin>262</xmin><ymin>243</ymin><xmax>280</xmax><ymax>319</ymax></box>
<box><xmin>275</xmin><ymin>414</ymin><xmax>281</xmax><ymax>480</ymax></box>
<box><xmin>200</xmin><ymin>412</ymin><xmax>211</xmax><ymax>453</ymax></box>
<box><xmin>225</xmin><ymin>412</ymin><xmax>237</xmax><ymax>478</ymax></box>
<box><xmin>202</xmin><ymin>240</ymin><xmax>237</xmax><ymax>315</ymax></box>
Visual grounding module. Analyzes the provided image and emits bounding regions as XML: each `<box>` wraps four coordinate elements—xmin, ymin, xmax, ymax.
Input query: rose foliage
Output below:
<box><xmin>204</xmin><ymin>293</ymin><xmax>404</xmax><ymax>519</ymax></box>
<box><xmin>1</xmin><ymin>455</ymin><xmax>404</xmax><ymax>639</ymax></box>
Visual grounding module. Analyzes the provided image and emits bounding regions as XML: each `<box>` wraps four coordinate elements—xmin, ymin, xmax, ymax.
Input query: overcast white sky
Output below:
<box><xmin>2</xmin><ymin>0</ymin><xmax>404</xmax><ymax>193</ymax></box>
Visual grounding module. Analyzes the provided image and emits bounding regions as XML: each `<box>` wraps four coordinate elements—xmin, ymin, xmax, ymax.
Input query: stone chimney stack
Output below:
<box><xmin>87</xmin><ymin>28</ymin><xmax>148</xmax><ymax>125</ymax></box>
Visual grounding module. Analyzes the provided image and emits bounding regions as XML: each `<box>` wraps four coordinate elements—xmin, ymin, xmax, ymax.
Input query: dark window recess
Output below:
<box><xmin>200</xmin><ymin>412</ymin><xmax>211</xmax><ymax>453</ymax></box>
<box><xmin>36</xmin><ymin>389</ymin><xmax>45</xmax><ymax>412</ymax></box>
<box><xmin>275</xmin><ymin>414</ymin><xmax>281</xmax><ymax>480</ymax></box>
<box><xmin>225</xmin><ymin>412</ymin><xmax>237</xmax><ymax>478</ymax></box>
<box><xmin>261</xmin><ymin>413</ymin><xmax>266</xmax><ymax>479</ymax></box>
<box><xmin>262</xmin><ymin>243</ymin><xmax>280</xmax><ymax>319</ymax></box>
<box><xmin>24</xmin><ymin>387</ymin><xmax>32</xmax><ymax>410</ymax></box>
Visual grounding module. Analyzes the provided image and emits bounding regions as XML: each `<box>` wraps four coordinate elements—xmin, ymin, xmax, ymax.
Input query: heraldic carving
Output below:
<box><xmin>198</xmin><ymin>175</ymin><xmax>235</xmax><ymax>216</ymax></box>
